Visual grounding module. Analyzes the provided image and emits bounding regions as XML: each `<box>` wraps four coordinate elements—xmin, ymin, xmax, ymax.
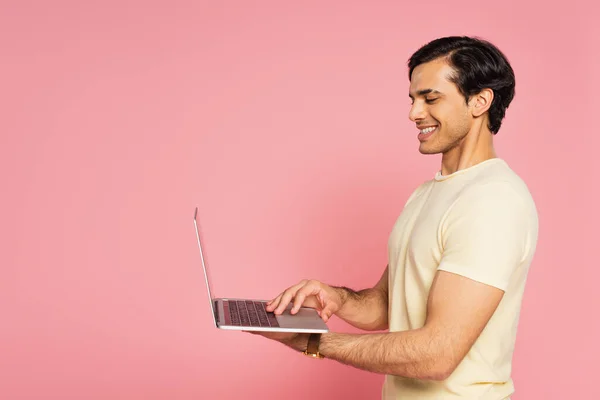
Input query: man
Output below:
<box><xmin>249</xmin><ymin>36</ymin><xmax>539</xmax><ymax>399</ymax></box>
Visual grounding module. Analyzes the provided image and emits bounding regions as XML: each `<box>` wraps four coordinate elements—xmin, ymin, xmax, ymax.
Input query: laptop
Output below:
<box><xmin>193</xmin><ymin>207</ymin><xmax>329</xmax><ymax>333</ymax></box>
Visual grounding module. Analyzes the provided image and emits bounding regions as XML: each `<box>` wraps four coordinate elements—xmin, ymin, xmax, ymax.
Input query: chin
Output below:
<box><xmin>418</xmin><ymin>144</ymin><xmax>442</xmax><ymax>155</ymax></box>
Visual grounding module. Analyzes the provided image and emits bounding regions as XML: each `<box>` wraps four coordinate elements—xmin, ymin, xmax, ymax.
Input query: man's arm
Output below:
<box><xmin>281</xmin><ymin>270</ymin><xmax>504</xmax><ymax>381</ymax></box>
<box><xmin>267</xmin><ymin>265</ymin><xmax>389</xmax><ymax>331</ymax></box>
<box><xmin>330</xmin><ymin>265</ymin><xmax>389</xmax><ymax>331</ymax></box>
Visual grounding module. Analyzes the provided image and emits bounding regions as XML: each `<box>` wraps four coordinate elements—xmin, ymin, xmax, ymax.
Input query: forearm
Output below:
<box><xmin>289</xmin><ymin>329</ymin><xmax>450</xmax><ymax>381</ymax></box>
<box><xmin>321</xmin><ymin>331</ymin><xmax>448</xmax><ymax>380</ymax></box>
<box><xmin>333</xmin><ymin>286</ymin><xmax>388</xmax><ymax>331</ymax></box>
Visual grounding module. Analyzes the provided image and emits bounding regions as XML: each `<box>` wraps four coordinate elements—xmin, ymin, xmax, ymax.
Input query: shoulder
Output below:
<box><xmin>459</xmin><ymin>159</ymin><xmax>537</xmax><ymax>213</ymax></box>
<box><xmin>440</xmin><ymin>161</ymin><xmax>540</xmax><ymax>249</ymax></box>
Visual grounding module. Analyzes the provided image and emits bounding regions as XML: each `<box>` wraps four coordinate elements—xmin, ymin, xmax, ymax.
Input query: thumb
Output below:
<box><xmin>320</xmin><ymin>305</ymin><xmax>335</xmax><ymax>322</ymax></box>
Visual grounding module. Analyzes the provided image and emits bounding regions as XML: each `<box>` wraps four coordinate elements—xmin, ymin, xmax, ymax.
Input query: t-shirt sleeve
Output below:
<box><xmin>437</xmin><ymin>182</ymin><xmax>531</xmax><ymax>291</ymax></box>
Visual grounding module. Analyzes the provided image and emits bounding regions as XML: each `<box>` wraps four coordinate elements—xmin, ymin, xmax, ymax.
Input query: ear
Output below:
<box><xmin>469</xmin><ymin>88</ymin><xmax>494</xmax><ymax>118</ymax></box>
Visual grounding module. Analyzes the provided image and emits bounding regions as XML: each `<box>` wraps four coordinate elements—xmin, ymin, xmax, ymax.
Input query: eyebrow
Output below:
<box><xmin>408</xmin><ymin>89</ymin><xmax>443</xmax><ymax>99</ymax></box>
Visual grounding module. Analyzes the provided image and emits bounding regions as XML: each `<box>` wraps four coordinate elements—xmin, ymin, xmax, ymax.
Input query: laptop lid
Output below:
<box><xmin>193</xmin><ymin>207</ymin><xmax>217</xmax><ymax>327</ymax></box>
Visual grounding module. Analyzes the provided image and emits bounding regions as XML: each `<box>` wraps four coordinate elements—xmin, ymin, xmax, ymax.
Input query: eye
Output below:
<box><xmin>425</xmin><ymin>98</ymin><xmax>438</xmax><ymax>104</ymax></box>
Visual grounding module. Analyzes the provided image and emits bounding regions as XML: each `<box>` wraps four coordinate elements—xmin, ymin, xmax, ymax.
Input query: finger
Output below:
<box><xmin>266</xmin><ymin>293</ymin><xmax>283</xmax><ymax>311</ymax></box>
<box><xmin>273</xmin><ymin>290</ymin><xmax>295</xmax><ymax>315</ymax></box>
<box><xmin>267</xmin><ymin>280</ymin><xmax>307</xmax><ymax>312</ymax></box>
<box><xmin>274</xmin><ymin>282</ymin><xmax>306</xmax><ymax>315</ymax></box>
<box><xmin>291</xmin><ymin>284</ymin><xmax>320</xmax><ymax>314</ymax></box>
<box><xmin>291</xmin><ymin>292</ymin><xmax>306</xmax><ymax>314</ymax></box>
<box><xmin>267</xmin><ymin>283</ymin><xmax>303</xmax><ymax>311</ymax></box>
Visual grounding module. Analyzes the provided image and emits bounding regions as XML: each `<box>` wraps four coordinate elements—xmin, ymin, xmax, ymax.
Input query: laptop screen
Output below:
<box><xmin>193</xmin><ymin>207</ymin><xmax>217</xmax><ymax>327</ymax></box>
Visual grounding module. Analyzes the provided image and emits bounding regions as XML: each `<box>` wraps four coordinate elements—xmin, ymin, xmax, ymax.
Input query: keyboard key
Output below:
<box><xmin>266</xmin><ymin>311</ymin><xmax>279</xmax><ymax>327</ymax></box>
<box><xmin>246</xmin><ymin>301</ymin><xmax>262</xmax><ymax>327</ymax></box>
<box><xmin>226</xmin><ymin>300</ymin><xmax>280</xmax><ymax>328</ymax></box>
<box><xmin>256</xmin><ymin>302</ymin><xmax>269</xmax><ymax>326</ymax></box>
<box><xmin>238</xmin><ymin>301</ymin><xmax>251</xmax><ymax>326</ymax></box>
<box><xmin>228</xmin><ymin>301</ymin><xmax>240</xmax><ymax>325</ymax></box>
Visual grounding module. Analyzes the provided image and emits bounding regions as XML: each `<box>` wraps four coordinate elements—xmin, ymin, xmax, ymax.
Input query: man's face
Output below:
<box><xmin>408</xmin><ymin>58</ymin><xmax>473</xmax><ymax>155</ymax></box>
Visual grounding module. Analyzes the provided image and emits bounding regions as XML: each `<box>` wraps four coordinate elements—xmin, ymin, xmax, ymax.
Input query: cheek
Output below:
<box><xmin>442</xmin><ymin>104</ymin><xmax>470</xmax><ymax>128</ymax></box>
<box><xmin>428</xmin><ymin>106</ymin><xmax>446</xmax><ymax>125</ymax></box>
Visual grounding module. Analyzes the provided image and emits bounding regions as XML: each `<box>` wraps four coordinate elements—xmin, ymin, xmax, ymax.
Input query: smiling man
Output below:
<box><xmin>250</xmin><ymin>36</ymin><xmax>539</xmax><ymax>399</ymax></box>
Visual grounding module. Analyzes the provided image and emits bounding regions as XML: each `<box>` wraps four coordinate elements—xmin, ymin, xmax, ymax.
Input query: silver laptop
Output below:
<box><xmin>193</xmin><ymin>207</ymin><xmax>329</xmax><ymax>333</ymax></box>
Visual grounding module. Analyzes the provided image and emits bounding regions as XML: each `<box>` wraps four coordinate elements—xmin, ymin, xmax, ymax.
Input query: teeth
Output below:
<box><xmin>420</xmin><ymin>126</ymin><xmax>437</xmax><ymax>134</ymax></box>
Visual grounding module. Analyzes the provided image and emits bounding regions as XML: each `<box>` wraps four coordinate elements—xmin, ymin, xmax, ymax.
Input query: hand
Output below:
<box><xmin>266</xmin><ymin>279</ymin><xmax>343</xmax><ymax>322</ymax></box>
<box><xmin>244</xmin><ymin>330</ymin><xmax>297</xmax><ymax>342</ymax></box>
<box><xmin>243</xmin><ymin>330</ymin><xmax>307</xmax><ymax>352</ymax></box>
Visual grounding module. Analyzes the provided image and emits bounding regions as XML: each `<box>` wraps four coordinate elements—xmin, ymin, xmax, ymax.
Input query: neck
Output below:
<box><xmin>440</xmin><ymin>122</ymin><xmax>497</xmax><ymax>176</ymax></box>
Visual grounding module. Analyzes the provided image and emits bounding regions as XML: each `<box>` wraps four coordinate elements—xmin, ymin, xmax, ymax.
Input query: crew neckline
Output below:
<box><xmin>434</xmin><ymin>158</ymin><xmax>506</xmax><ymax>181</ymax></box>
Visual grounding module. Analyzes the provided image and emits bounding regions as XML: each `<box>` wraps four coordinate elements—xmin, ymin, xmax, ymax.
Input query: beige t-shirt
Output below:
<box><xmin>382</xmin><ymin>158</ymin><xmax>539</xmax><ymax>400</ymax></box>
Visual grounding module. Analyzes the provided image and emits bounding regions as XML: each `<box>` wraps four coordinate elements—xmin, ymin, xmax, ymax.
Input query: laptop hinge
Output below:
<box><xmin>213</xmin><ymin>300</ymin><xmax>220</xmax><ymax>325</ymax></box>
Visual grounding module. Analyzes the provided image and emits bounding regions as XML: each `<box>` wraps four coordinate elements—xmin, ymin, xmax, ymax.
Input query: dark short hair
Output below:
<box><xmin>408</xmin><ymin>36</ymin><xmax>515</xmax><ymax>134</ymax></box>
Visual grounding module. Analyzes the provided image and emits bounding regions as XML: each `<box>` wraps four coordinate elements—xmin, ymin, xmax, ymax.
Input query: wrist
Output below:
<box><xmin>283</xmin><ymin>333</ymin><xmax>310</xmax><ymax>352</ymax></box>
<box><xmin>302</xmin><ymin>333</ymin><xmax>325</xmax><ymax>359</ymax></box>
<box><xmin>332</xmin><ymin>286</ymin><xmax>349</xmax><ymax>310</ymax></box>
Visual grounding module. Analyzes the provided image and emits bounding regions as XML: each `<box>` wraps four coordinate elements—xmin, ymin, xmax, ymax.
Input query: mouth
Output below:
<box><xmin>417</xmin><ymin>125</ymin><xmax>438</xmax><ymax>142</ymax></box>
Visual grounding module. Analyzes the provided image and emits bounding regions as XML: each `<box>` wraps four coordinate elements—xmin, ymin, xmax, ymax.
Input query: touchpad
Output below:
<box><xmin>276</xmin><ymin>304</ymin><xmax>322</xmax><ymax>326</ymax></box>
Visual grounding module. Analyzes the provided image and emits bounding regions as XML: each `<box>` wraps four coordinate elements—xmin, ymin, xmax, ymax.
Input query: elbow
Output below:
<box><xmin>421</xmin><ymin>359</ymin><xmax>457</xmax><ymax>381</ymax></box>
<box><xmin>357</xmin><ymin>322</ymin><xmax>388</xmax><ymax>332</ymax></box>
<box><xmin>366</xmin><ymin>320</ymin><xmax>389</xmax><ymax>331</ymax></box>
<box><xmin>426</xmin><ymin>364</ymin><xmax>454</xmax><ymax>381</ymax></box>
<box><xmin>401</xmin><ymin>357</ymin><xmax>456</xmax><ymax>381</ymax></box>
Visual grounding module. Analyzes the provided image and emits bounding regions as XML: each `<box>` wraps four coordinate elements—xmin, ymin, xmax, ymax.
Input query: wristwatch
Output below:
<box><xmin>303</xmin><ymin>333</ymin><xmax>324</xmax><ymax>359</ymax></box>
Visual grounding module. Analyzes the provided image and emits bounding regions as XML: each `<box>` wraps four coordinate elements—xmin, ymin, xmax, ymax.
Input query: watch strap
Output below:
<box><xmin>303</xmin><ymin>333</ymin><xmax>324</xmax><ymax>358</ymax></box>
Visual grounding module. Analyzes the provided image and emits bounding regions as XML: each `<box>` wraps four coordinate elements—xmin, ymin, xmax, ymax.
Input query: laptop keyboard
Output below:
<box><xmin>224</xmin><ymin>300</ymin><xmax>279</xmax><ymax>328</ymax></box>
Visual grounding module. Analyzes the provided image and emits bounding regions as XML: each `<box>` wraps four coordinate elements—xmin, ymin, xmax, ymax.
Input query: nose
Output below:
<box><xmin>409</xmin><ymin>101</ymin><xmax>426</xmax><ymax>122</ymax></box>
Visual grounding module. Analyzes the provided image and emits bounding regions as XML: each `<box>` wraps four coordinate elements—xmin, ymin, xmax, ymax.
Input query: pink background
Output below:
<box><xmin>2</xmin><ymin>1</ymin><xmax>599</xmax><ymax>399</ymax></box>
